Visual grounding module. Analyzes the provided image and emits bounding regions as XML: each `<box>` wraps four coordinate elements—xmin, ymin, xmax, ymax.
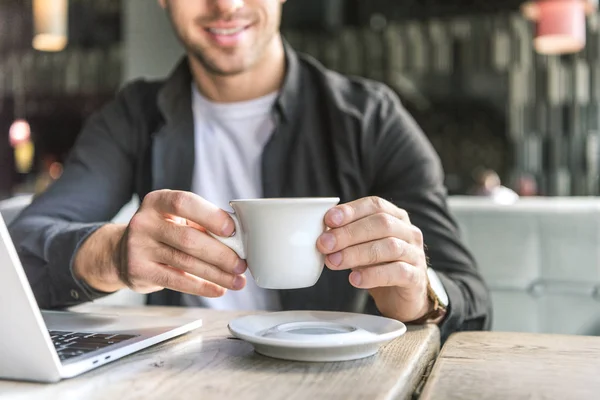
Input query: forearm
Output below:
<box><xmin>9</xmin><ymin>215</ymin><xmax>109</xmax><ymax>308</ymax></box>
<box><xmin>365</xmin><ymin>84</ymin><xmax>492</xmax><ymax>340</ymax></box>
<box><xmin>371</xmin><ymin>168</ymin><xmax>492</xmax><ymax>340</ymax></box>
<box><xmin>73</xmin><ymin>223</ymin><xmax>127</xmax><ymax>293</ymax></box>
<box><xmin>6</xmin><ymin>81</ymin><xmax>149</xmax><ymax>308</ymax></box>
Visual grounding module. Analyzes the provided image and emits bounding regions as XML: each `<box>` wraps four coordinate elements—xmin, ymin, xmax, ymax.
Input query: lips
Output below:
<box><xmin>203</xmin><ymin>23</ymin><xmax>251</xmax><ymax>47</ymax></box>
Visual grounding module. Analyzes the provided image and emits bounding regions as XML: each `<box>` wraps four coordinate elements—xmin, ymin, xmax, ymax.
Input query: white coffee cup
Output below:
<box><xmin>209</xmin><ymin>197</ymin><xmax>340</xmax><ymax>289</ymax></box>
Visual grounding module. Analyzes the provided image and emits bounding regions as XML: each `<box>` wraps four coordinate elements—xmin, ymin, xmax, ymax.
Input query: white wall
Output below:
<box><xmin>122</xmin><ymin>0</ymin><xmax>184</xmax><ymax>82</ymax></box>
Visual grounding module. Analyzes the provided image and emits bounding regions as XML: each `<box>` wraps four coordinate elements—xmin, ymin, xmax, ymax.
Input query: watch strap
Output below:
<box><xmin>406</xmin><ymin>274</ymin><xmax>448</xmax><ymax>325</ymax></box>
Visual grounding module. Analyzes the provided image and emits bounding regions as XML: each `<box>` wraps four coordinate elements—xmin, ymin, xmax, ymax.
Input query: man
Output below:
<box><xmin>471</xmin><ymin>168</ymin><xmax>518</xmax><ymax>204</ymax></box>
<box><xmin>9</xmin><ymin>0</ymin><xmax>491</xmax><ymax>341</ymax></box>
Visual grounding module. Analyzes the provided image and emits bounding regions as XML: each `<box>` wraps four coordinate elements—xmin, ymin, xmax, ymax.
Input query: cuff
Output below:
<box><xmin>46</xmin><ymin>223</ymin><xmax>112</xmax><ymax>307</ymax></box>
<box><xmin>435</xmin><ymin>271</ymin><xmax>465</xmax><ymax>343</ymax></box>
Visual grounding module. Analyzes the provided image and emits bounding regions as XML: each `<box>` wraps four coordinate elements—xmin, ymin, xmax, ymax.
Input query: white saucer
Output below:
<box><xmin>228</xmin><ymin>310</ymin><xmax>407</xmax><ymax>362</ymax></box>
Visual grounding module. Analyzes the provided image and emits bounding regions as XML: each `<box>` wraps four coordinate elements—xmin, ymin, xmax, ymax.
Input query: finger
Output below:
<box><xmin>325</xmin><ymin>238</ymin><xmax>423</xmax><ymax>271</ymax></box>
<box><xmin>144</xmin><ymin>190</ymin><xmax>235</xmax><ymax>236</ymax></box>
<box><xmin>325</xmin><ymin>196</ymin><xmax>410</xmax><ymax>228</ymax></box>
<box><xmin>317</xmin><ymin>213</ymin><xmax>414</xmax><ymax>254</ymax></box>
<box><xmin>153</xmin><ymin>243</ymin><xmax>246</xmax><ymax>290</ymax></box>
<box><xmin>149</xmin><ymin>263</ymin><xmax>228</xmax><ymax>298</ymax></box>
<box><xmin>148</xmin><ymin>219</ymin><xmax>246</xmax><ymax>274</ymax></box>
<box><xmin>348</xmin><ymin>262</ymin><xmax>423</xmax><ymax>289</ymax></box>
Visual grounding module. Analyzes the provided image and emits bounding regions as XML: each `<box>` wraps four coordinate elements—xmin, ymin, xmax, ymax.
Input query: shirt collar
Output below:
<box><xmin>157</xmin><ymin>37</ymin><xmax>301</xmax><ymax>125</ymax></box>
<box><xmin>274</xmin><ymin>39</ymin><xmax>301</xmax><ymax>123</ymax></box>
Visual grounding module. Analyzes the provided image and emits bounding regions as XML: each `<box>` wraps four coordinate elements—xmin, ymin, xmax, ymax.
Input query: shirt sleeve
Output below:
<box><xmin>367</xmin><ymin>85</ymin><xmax>492</xmax><ymax>342</ymax></box>
<box><xmin>8</xmin><ymin>83</ymin><xmax>143</xmax><ymax>309</ymax></box>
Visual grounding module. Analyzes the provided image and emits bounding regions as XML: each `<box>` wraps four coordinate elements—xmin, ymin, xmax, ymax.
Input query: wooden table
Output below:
<box><xmin>0</xmin><ymin>305</ymin><xmax>440</xmax><ymax>400</ymax></box>
<box><xmin>420</xmin><ymin>331</ymin><xmax>600</xmax><ymax>400</ymax></box>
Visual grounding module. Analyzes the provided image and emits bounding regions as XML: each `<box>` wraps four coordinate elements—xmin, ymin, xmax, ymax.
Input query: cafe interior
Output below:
<box><xmin>1</xmin><ymin>0</ymin><xmax>600</xmax><ymax>398</ymax></box>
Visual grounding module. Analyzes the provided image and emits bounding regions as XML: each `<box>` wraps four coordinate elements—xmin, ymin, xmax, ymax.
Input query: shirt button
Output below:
<box><xmin>70</xmin><ymin>289</ymin><xmax>79</xmax><ymax>300</ymax></box>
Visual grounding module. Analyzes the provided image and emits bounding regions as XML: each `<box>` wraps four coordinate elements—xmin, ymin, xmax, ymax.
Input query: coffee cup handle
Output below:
<box><xmin>208</xmin><ymin>212</ymin><xmax>247</xmax><ymax>259</ymax></box>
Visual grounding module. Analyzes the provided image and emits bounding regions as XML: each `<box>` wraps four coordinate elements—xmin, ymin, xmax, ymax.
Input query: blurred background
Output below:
<box><xmin>4</xmin><ymin>0</ymin><xmax>600</xmax><ymax>199</ymax></box>
<box><xmin>2</xmin><ymin>0</ymin><xmax>600</xmax><ymax>336</ymax></box>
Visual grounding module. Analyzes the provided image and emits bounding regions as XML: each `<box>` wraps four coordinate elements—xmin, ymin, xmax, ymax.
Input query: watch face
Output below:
<box><xmin>427</xmin><ymin>268</ymin><xmax>449</xmax><ymax>307</ymax></box>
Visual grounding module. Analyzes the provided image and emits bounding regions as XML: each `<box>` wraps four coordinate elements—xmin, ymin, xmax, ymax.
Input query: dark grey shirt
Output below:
<box><xmin>9</xmin><ymin>43</ymin><xmax>492</xmax><ymax>342</ymax></box>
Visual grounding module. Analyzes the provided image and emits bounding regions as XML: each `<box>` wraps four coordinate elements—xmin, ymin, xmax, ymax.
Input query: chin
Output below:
<box><xmin>194</xmin><ymin>51</ymin><xmax>255</xmax><ymax>76</ymax></box>
<box><xmin>207</xmin><ymin>62</ymin><xmax>251</xmax><ymax>76</ymax></box>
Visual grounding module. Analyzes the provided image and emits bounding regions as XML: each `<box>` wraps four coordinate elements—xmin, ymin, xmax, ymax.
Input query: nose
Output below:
<box><xmin>213</xmin><ymin>0</ymin><xmax>244</xmax><ymax>15</ymax></box>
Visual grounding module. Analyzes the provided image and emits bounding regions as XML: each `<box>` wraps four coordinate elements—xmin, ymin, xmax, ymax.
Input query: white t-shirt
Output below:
<box><xmin>181</xmin><ymin>84</ymin><xmax>282</xmax><ymax>311</ymax></box>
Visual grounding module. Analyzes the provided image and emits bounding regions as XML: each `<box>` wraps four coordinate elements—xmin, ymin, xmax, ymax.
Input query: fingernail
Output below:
<box><xmin>319</xmin><ymin>233</ymin><xmax>336</xmax><ymax>251</ymax></box>
<box><xmin>350</xmin><ymin>271</ymin><xmax>362</xmax><ymax>286</ymax></box>
<box><xmin>233</xmin><ymin>275</ymin><xmax>245</xmax><ymax>290</ymax></box>
<box><xmin>234</xmin><ymin>259</ymin><xmax>247</xmax><ymax>275</ymax></box>
<box><xmin>222</xmin><ymin>219</ymin><xmax>234</xmax><ymax>236</ymax></box>
<box><xmin>327</xmin><ymin>252</ymin><xmax>343</xmax><ymax>267</ymax></box>
<box><xmin>329</xmin><ymin>209</ymin><xmax>344</xmax><ymax>226</ymax></box>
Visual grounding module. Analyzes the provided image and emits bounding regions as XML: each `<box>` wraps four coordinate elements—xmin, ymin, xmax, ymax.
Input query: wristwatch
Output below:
<box><xmin>409</xmin><ymin>268</ymin><xmax>449</xmax><ymax>324</ymax></box>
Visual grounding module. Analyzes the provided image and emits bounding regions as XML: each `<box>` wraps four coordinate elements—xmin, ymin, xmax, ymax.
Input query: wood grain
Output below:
<box><xmin>420</xmin><ymin>331</ymin><xmax>600</xmax><ymax>400</ymax></box>
<box><xmin>0</xmin><ymin>305</ymin><xmax>440</xmax><ymax>400</ymax></box>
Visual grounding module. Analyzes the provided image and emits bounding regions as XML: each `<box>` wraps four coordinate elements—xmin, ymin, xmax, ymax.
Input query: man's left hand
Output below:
<box><xmin>317</xmin><ymin>196</ymin><xmax>431</xmax><ymax>322</ymax></box>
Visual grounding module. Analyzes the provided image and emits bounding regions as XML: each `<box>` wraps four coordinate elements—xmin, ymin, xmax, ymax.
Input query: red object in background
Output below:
<box><xmin>517</xmin><ymin>175</ymin><xmax>539</xmax><ymax>196</ymax></box>
<box><xmin>522</xmin><ymin>0</ymin><xmax>597</xmax><ymax>55</ymax></box>
<box><xmin>536</xmin><ymin>0</ymin><xmax>586</xmax><ymax>54</ymax></box>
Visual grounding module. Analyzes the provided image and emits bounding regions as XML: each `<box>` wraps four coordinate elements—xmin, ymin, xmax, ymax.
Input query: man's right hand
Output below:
<box><xmin>73</xmin><ymin>190</ymin><xmax>247</xmax><ymax>298</ymax></box>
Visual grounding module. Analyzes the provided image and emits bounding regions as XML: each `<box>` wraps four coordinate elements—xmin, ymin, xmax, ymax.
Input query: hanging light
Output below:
<box><xmin>521</xmin><ymin>0</ymin><xmax>598</xmax><ymax>55</ymax></box>
<box><xmin>32</xmin><ymin>0</ymin><xmax>69</xmax><ymax>52</ymax></box>
<box><xmin>9</xmin><ymin>119</ymin><xmax>31</xmax><ymax>148</ymax></box>
<box><xmin>9</xmin><ymin>119</ymin><xmax>34</xmax><ymax>174</ymax></box>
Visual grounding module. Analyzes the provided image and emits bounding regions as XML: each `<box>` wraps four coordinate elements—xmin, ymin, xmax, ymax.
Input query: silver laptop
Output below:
<box><xmin>0</xmin><ymin>214</ymin><xmax>202</xmax><ymax>383</ymax></box>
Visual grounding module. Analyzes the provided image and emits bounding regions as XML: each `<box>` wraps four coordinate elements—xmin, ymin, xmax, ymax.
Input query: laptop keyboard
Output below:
<box><xmin>49</xmin><ymin>330</ymin><xmax>139</xmax><ymax>361</ymax></box>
